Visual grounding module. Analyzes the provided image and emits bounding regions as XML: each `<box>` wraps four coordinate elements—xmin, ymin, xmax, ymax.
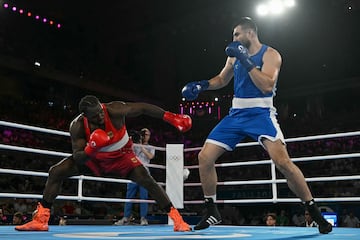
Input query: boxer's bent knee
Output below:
<box><xmin>48</xmin><ymin>156</ymin><xmax>77</xmax><ymax>180</ymax></box>
<box><xmin>129</xmin><ymin>166</ymin><xmax>161</xmax><ymax>193</ymax></box>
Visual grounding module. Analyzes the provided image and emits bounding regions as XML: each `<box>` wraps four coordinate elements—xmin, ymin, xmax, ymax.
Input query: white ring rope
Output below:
<box><xmin>0</xmin><ymin>168</ymin><xmax>161</xmax><ymax>203</ymax></box>
<box><xmin>0</xmin><ymin>168</ymin><xmax>165</xmax><ymax>186</ymax></box>
<box><xmin>1</xmin><ymin>120</ymin><xmax>360</xmax><ymax>204</ymax></box>
<box><xmin>185</xmin><ymin>131</ymin><xmax>360</xmax><ymax>151</ymax></box>
<box><xmin>0</xmin><ymin>143</ymin><xmax>71</xmax><ymax>157</ymax></box>
<box><xmin>0</xmin><ymin>120</ymin><xmax>70</xmax><ymax>136</ymax></box>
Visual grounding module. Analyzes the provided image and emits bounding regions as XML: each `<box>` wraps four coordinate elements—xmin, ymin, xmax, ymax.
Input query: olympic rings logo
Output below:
<box><xmin>168</xmin><ymin>155</ymin><xmax>180</xmax><ymax>161</ymax></box>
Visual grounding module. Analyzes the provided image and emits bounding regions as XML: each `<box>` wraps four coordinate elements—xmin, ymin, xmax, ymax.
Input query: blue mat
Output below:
<box><xmin>1</xmin><ymin>225</ymin><xmax>360</xmax><ymax>240</ymax></box>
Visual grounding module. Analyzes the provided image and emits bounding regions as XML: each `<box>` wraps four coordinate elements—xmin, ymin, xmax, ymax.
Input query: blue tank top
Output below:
<box><xmin>233</xmin><ymin>44</ymin><xmax>276</xmax><ymax>98</ymax></box>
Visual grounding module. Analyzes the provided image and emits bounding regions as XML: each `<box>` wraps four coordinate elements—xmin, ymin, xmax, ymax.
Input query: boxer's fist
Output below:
<box><xmin>84</xmin><ymin>129</ymin><xmax>111</xmax><ymax>156</ymax></box>
<box><xmin>225</xmin><ymin>41</ymin><xmax>255</xmax><ymax>72</ymax></box>
<box><xmin>181</xmin><ymin>80</ymin><xmax>209</xmax><ymax>101</ymax></box>
<box><xmin>163</xmin><ymin>111</ymin><xmax>192</xmax><ymax>133</ymax></box>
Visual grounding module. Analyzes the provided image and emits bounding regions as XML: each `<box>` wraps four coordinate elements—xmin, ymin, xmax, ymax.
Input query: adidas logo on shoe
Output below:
<box><xmin>206</xmin><ymin>215</ymin><xmax>221</xmax><ymax>225</ymax></box>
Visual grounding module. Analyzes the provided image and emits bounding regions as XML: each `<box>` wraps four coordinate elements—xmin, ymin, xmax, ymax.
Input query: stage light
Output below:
<box><xmin>2</xmin><ymin>3</ymin><xmax>61</xmax><ymax>29</ymax></box>
<box><xmin>283</xmin><ymin>0</ymin><xmax>295</xmax><ymax>8</ymax></box>
<box><xmin>257</xmin><ymin>4</ymin><xmax>269</xmax><ymax>16</ymax></box>
<box><xmin>256</xmin><ymin>0</ymin><xmax>296</xmax><ymax>17</ymax></box>
<box><xmin>269</xmin><ymin>0</ymin><xmax>285</xmax><ymax>15</ymax></box>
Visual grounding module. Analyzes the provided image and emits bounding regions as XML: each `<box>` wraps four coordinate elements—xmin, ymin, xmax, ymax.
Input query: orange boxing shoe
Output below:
<box><xmin>15</xmin><ymin>202</ymin><xmax>50</xmax><ymax>231</ymax></box>
<box><xmin>168</xmin><ymin>207</ymin><xmax>192</xmax><ymax>232</ymax></box>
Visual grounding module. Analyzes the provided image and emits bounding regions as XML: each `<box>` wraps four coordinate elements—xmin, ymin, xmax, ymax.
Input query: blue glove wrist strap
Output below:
<box><xmin>198</xmin><ymin>80</ymin><xmax>209</xmax><ymax>91</ymax></box>
<box><xmin>242</xmin><ymin>58</ymin><xmax>256</xmax><ymax>72</ymax></box>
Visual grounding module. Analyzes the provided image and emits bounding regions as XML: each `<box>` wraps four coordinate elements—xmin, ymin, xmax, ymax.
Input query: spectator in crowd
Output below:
<box><xmin>265</xmin><ymin>213</ymin><xmax>277</xmax><ymax>226</ymax></box>
<box><xmin>61</xmin><ymin>201</ymin><xmax>76</xmax><ymax>216</ymax></box>
<box><xmin>14</xmin><ymin>199</ymin><xmax>28</xmax><ymax>214</ymax></box>
<box><xmin>292</xmin><ymin>209</ymin><xmax>305</xmax><ymax>227</ymax></box>
<box><xmin>339</xmin><ymin>209</ymin><xmax>349</xmax><ymax>227</ymax></box>
<box><xmin>277</xmin><ymin>210</ymin><xmax>290</xmax><ymax>226</ymax></box>
<box><xmin>303</xmin><ymin>210</ymin><xmax>318</xmax><ymax>227</ymax></box>
<box><xmin>0</xmin><ymin>208</ymin><xmax>8</xmax><ymax>225</ymax></box>
<box><xmin>115</xmin><ymin>128</ymin><xmax>155</xmax><ymax>226</ymax></box>
<box><xmin>343</xmin><ymin>212</ymin><xmax>360</xmax><ymax>228</ymax></box>
<box><xmin>12</xmin><ymin>212</ymin><xmax>24</xmax><ymax>225</ymax></box>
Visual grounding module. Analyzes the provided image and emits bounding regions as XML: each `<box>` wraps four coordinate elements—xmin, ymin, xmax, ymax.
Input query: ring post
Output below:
<box><xmin>166</xmin><ymin>144</ymin><xmax>184</xmax><ymax>225</ymax></box>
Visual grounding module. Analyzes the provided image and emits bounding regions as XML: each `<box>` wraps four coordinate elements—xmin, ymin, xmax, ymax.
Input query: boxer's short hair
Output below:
<box><xmin>78</xmin><ymin>95</ymin><xmax>100</xmax><ymax>114</ymax></box>
<box><xmin>235</xmin><ymin>17</ymin><xmax>257</xmax><ymax>33</ymax></box>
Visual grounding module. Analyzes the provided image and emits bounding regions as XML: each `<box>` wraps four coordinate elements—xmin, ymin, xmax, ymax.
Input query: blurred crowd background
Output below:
<box><xmin>1</xmin><ymin>0</ymin><xmax>360</xmax><ymax>228</ymax></box>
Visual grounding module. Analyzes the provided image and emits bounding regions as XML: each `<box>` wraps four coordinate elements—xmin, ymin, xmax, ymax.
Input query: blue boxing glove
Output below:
<box><xmin>225</xmin><ymin>41</ymin><xmax>256</xmax><ymax>72</ymax></box>
<box><xmin>181</xmin><ymin>80</ymin><xmax>209</xmax><ymax>101</ymax></box>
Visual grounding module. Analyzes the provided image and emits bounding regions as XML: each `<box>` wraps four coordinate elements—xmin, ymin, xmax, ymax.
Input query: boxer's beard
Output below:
<box><xmin>242</xmin><ymin>39</ymin><xmax>251</xmax><ymax>49</ymax></box>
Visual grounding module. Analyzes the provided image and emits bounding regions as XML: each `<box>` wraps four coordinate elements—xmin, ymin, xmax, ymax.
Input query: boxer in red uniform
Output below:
<box><xmin>15</xmin><ymin>95</ymin><xmax>192</xmax><ymax>232</ymax></box>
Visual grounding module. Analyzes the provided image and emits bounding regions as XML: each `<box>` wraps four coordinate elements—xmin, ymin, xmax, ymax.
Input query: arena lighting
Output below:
<box><xmin>256</xmin><ymin>0</ymin><xmax>296</xmax><ymax>16</ymax></box>
<box><xmin>283</xmin><ymin>0</ymin><xmax>295</xmax><ymax>8</ymax></box>
<box><xmin>257</xmin><ymin>4</ymin><xmax>270</xmax><ymax>16</ymax></box>
<box><xmin>269</xmin><ymin>0</ymin><xmax>285</xmax><ymax>14</ymax></box>
<box><xmin>178</xmin><ymin>100</ymin><xmax>221</xmax><ymax>119</ymax></box>
<box><xmin>2</xmin><ymin>2</ymin><xmax>62</xmax><ymax>29</ymax></box>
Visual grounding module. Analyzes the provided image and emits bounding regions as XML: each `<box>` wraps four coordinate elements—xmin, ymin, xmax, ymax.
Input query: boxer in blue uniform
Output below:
<box><xmin>182</xmin><ymin>17</ymin><xmax>332</xmax><ymax>234</ymax></box>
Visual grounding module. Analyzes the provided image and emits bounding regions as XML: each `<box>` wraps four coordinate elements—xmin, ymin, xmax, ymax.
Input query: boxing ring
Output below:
<box><xmin>1</xmin><ymin>120</ymin><xmax>360</xmax><ymax>239</ymax></box>
<box><xmin>1</xmin><ymin>225</ymin><xmax>360</xmax><ymax>240</ymax></box>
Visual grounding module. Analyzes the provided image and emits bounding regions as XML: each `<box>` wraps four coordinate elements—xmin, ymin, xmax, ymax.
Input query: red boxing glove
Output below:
<box><xmin>163</xmin><ymin>111</ymin><xmax>192</xmax><ymax>133</ymax></box>
<box><xmin>84</xmin><ymin>129</ymin><xmax>111</xmax><ymax>156</ymax></box>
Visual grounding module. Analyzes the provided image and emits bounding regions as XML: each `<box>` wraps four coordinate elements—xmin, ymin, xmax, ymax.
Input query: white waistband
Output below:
<box><xmin>232</xmin><ymin>97</ymin><xmax>273</xmax><ymax>109</ymax></box>
<box><xmin>100</xmin><ymin>132</ymin><xmax>129</xmax><ymax>152</ymax></box>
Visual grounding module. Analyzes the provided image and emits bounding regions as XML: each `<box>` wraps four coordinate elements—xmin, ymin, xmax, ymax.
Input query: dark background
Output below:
<box><xmin>1</xmin><ymin>1</ymin><xmax>360</xmax><ymax>224</ymax></box>
<box><xmin>0</xmin><ymin>0</ymin><xmax>359</xmax><ymax>111</ymax></box>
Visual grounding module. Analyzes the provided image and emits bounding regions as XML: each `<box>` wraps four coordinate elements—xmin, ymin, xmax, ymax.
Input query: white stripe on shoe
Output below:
<box><xmin>206</xmin><ymin>216</ymin><xmax>221</xmax><ymax>225</ymax></box>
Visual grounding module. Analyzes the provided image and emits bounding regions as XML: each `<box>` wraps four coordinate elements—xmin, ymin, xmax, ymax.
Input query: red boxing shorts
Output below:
<box><xmin>85</xmin><ymin>151</ymin><xmax>143</xmax><ymax>177</ymax></box>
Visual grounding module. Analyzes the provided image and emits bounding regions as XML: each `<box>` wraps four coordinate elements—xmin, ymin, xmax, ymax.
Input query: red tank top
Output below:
<box><xmin>83</xmin><ymin>104</ymin><xmax>132</xmax><ymax>160</ymax></box>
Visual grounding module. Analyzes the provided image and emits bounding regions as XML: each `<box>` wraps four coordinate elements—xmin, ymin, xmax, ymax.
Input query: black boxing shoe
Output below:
<box><xmin>194</xmin><ymin>198</ymin><xmax>222</xmax><ymax>230</ymax></box>
<box><xmin>305</xmin><ymin>199</ymin><xmax>333</xmax><ymax>234</ymax></box>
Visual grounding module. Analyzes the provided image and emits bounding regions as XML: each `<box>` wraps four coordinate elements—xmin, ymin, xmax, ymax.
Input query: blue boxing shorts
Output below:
<box><xmin>206</xmin><ymin>107</ymin><xmax>285</xmax><ymax>151</ymax></box>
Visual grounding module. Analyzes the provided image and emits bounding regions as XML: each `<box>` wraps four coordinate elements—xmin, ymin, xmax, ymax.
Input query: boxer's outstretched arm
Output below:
<box><xmin>108</xmin><ymin>101</ymin><xmax>192</xmax><ymax>132</ymax></box>
<box><xmin>110</xmin><ymin>101</ymin><xmax>166</xmax><ymax>118</ymax></box>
